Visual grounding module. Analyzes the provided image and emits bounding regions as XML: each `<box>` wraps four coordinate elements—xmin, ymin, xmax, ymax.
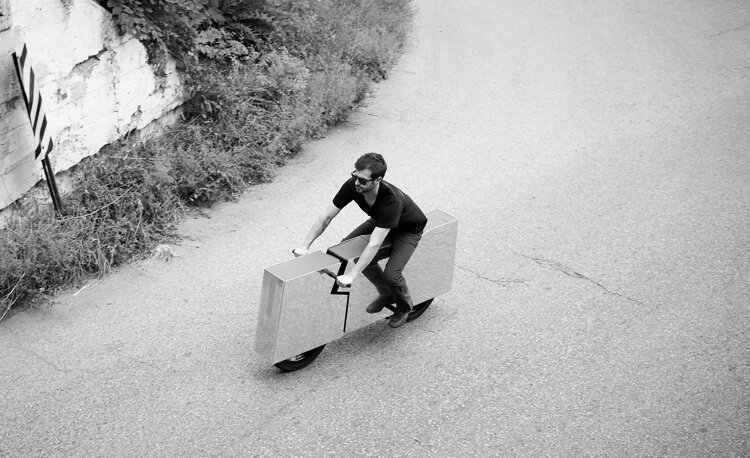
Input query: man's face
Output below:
<box><xmin>352</xmin><ymin>168</ymin><xmax>379</xmax><ymax>194</ymax></box>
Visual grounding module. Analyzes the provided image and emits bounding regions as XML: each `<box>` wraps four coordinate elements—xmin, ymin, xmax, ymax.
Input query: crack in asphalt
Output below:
<box><xmin>456</xmin><ymin>264</ymin><xmax>528</xmax><ymax>288</ymax></box>
<box><xmin>121</xmin><ymin>354</ymin><xmax>185</xmax><ymax>374</ymax></box>
<box><xmin>514</xmin><ymin>252</ymin><xmax>648</xmax><ymax>308</ymax></box>
<box><xmin>710</xmin><ymin>22</ymin><xmax>750</xmax><ymax>37</ymax></box>
<box><xmin>9</xmin><ymin>346</ymin><xmax>72</xmax><ymax>373</ymax></box>
<box><xmin>409</xmin><ymin>303</ymin><xmax>459</xmax><ymax>336</ymax></box>
<box><xmin>434</xmin><ymin>307</ymin><xmax>459</xmax><ymax>329</ymax></box>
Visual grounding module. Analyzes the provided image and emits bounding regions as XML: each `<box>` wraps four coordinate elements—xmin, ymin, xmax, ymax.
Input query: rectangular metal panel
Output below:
<box><xmin>254</xmin><ymin>251</ymin><xmax>345</xmax><ymax>363</ymax></box>
<box><xmin>328</xmin><ymin>235</ymin><xmax>393</xmax><ymax>262</ymax></box>
<box><xmin>253</xmin><ymin>271</ymin><xmax>284</xmax><ymax>360</ymax></box>
<box><xmin>341</xmin><ymin>273</ymin><xmax>392</xmax><ymax>331</ymax></box>
<box><xmin>265</xmin><ymin>250</ymin><xmax>340</xmax><ymax>281</ymax></box>
<box><xmin>254</xmin><ymin>210</ymin><xmax>458</xmax><ymax>364</ymax></box>
<box><xmin>327</xmin><ymin>209</ymin><xmax>459</xmax><ymax>333</ymax></box>
<box><xmin>326</xmin><ymin>236</ymin><xmax>388</xmax><ymax>332</ymax></box>
<box><xmin>272</xmin><ymin>265</ymin><xmax>347</xmax><ymax>362</ymax></box>
<box><xmin>403</xmin><ymin>210</ymin><xmax>458</xmax><ymax>306</ymax></box>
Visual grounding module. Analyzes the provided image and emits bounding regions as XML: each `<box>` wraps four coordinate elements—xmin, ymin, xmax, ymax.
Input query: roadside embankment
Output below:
<box><xmin>0</xmin><ymin>0</ymin><xmax>414</xmax><ymax>319</ymax></box>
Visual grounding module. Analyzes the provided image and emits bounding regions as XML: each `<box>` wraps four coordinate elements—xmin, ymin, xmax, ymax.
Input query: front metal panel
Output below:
<box><xmin>254</xmin><ymin>251</ymin><xmax>345</xmax><ymax>363</ymax></box>
<box><xmin>272</xmin><ymin>266</ymin><xmax>347</xmax><ymax>362</ymax></box>
<box><xmin>254</xmin><ymin>209</ymin><xmax>458</xmax><ymax>364</ymax></box>
<box><xmin>254</xmin><ymin>271</ymin><xmax>284</xmax><ymax>360</ymax></box>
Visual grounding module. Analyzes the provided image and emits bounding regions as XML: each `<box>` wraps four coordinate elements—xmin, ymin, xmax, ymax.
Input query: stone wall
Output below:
<box><xmin>0</xmin><ymin>0</ymin><xmax>186</xmax><ymax>210</ymax></box>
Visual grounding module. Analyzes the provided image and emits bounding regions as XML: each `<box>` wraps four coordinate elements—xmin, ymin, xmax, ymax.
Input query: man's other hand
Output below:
<box><xmin>336</xmin><ymin>274</ymin><xmax>354</xmax><ymax>288</ymax></box>
<box><xmin>292</xmin><ymin>247</ymin><xmax>309</xmax><ymax>257</ymax></box>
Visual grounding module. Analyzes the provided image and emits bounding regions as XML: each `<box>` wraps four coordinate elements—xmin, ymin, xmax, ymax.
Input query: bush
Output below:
<box><xmin>0</xmin><ymin>0</ymin><xmax>413</xmax><ymax>318</ymax></box>
<box><xmin>97</xmin><ymin>0</ymin><xmax>273</xmax><ymax>67</ymax></box>
<box><xmin>0</xmin><ymin>150</ymin><xmax>183</xmax><ymax>314</ymax></box>
<box><xmin>268</xmin><ymin>0</ymin><xmax>413</xmax><ymax>81</ymax></box>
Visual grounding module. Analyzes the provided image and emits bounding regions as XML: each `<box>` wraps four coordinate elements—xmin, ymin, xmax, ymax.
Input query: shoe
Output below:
<box><xmin>388</xmin><ymin>310</ymin><xmax>410</xmax><ymax>328</ymax></box>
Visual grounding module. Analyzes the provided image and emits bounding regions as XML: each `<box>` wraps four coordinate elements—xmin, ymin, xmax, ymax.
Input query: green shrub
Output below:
<box><xmin>97</xmin><ymin>0</ymin><xmax>273</xmax><ymax>66</ymax></box>
<box><xmin>267</xmin><ymin>0</ymin><xmax>413</xmax><ymax>81</ymax></box>
<box><xmin>0</xmin><ymin>0</ymin><xmax>413</xmax><ymax>318</ymax></box>
<box><xmin>0</xmin><ymin>150</ymin><xmax>183</xmax><ymax>313</ymax></box>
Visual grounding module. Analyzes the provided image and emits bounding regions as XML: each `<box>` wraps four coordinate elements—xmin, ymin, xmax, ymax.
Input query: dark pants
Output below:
<box><xmin>343</xmin><ymin>219</ymin><xmax>422</xmax><ymax>314</ymax></box>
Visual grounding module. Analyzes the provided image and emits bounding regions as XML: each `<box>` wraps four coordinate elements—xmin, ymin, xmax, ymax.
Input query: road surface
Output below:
<box><xmin>2</xmin><ymin>0</ymin><xmax>749</xmax><ymax>455</ymax></box>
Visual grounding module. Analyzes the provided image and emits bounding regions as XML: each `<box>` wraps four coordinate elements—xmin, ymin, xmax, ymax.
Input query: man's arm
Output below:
<box><xmin>294</xmin><ymin>204</ymin><xmax>341</xmax><ymax>256</ymax></box>
<box><xmin>336</xmin><ymin>226</ymin><xmax>390</xmax><ymax>286</ymax></box>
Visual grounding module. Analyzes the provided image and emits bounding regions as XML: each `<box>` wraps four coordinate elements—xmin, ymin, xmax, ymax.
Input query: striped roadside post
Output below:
<box><xmin>11</xmin><ymin>44</ymin><xmax>62</xmax><ymax>212</ymax></box>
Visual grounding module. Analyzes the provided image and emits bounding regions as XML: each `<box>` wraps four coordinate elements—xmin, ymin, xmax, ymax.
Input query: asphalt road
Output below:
<box><xmin>2</xmin><ymin>1</ymin><xmax>749</xmax><ymax>456</ymax></box>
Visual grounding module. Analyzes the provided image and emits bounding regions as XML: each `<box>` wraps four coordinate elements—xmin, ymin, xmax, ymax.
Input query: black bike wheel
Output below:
<box><xmin>274</xmin><ymin>345</ymin><xmax>326</xmax><ymax>372</ymax></box>
<box><xmin>407</xmin><ymin>298</ymin><xmax>433</xmax><ymax>322</ymax></box>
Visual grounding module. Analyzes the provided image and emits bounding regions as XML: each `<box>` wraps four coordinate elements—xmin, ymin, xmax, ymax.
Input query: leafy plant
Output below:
<box><xmin>97</xmin><ymin>0</ymin><xmax>274</xmax><ymax>65</ymax></box>
<box><xmin>0</xmin><ymin>0</ymin><xmax>414</xmax><ymax>318</ymax></box>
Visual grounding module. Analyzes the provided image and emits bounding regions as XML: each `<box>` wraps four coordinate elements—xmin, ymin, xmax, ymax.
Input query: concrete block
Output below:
<box><xmin>0</xmin><ymin>0</ymin><xmax>186</xmax><ymax>209</ymax></box>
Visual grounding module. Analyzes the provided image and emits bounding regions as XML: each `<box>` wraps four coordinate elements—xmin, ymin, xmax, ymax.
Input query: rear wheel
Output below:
<box><xmin>407</xmin><ymin>298</ymin><xmax>433</xmax><ymax>322</ymax></box>
<box><xmin>274</xmin><ymin>345</ymin><xmax>326</xmax><ymax>372</ymax></box>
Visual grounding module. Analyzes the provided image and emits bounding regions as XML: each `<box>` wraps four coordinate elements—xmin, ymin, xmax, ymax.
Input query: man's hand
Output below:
<box><xmin>292</xmin><ymin>247</ymin><xmax>309</xmax><ymax>257</ymax></box>
<box><xmin>336</xmin><ymin>274</ymin><xmax>355</xmax><ymax>288</ymax></box>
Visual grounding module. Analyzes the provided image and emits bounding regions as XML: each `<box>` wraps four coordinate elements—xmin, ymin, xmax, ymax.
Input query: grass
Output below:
<box><xmin>0</xmin><ymin>0</ymin><xmax>414</xmax><ymax>319</ymax></box>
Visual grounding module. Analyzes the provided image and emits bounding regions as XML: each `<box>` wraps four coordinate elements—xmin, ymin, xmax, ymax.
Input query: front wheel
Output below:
<box><xmin>274</xmin><ymin>345</ymin><xmax>326</xmax><ymax>372</ymax></box>
<box><xmin>407</xmin><ymin>298</ymin><xmax>433</xmax><ymax>322</ymax></box>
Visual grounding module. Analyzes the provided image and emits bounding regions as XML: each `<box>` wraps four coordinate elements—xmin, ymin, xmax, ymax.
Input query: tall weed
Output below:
<box><xmin>0</xmin><ymin>0</ymin><xmax>413</xmax><ymax>317</ymax></box>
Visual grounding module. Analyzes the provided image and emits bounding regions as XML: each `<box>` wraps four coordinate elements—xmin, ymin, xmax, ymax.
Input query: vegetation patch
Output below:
<box><xmin>0</xmin><ymin>0</ymin><xmax>413</xmax><ymax>319</ymax></box>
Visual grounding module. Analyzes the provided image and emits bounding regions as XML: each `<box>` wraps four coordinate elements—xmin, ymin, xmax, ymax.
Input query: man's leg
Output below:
<box><xmin>341</xmin><ymin>220</ymin><xmax>395</xmax><ymax>306</ymax></box>
<box><xmin>341</xmin><ymin>219</ymin><xmax>377</xmax><ymax>242</ymax></box>
<box><xmin>382</xmin><ymin>231</ymin><xmax>422</xmax><ymax>327</ymax></box>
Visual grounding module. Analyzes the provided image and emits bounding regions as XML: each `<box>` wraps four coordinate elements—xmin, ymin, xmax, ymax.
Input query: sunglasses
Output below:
<box><xmin>351</xmin><ymin>171</ymin><xmax>376</xmax><ymax>185</ymax></box>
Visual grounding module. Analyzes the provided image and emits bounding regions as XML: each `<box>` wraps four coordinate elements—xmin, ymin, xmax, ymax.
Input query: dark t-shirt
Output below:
<box><xmin>333</xmin><ymin>178</ymin><xmax>427</xmax><ymax>233</ymax></box>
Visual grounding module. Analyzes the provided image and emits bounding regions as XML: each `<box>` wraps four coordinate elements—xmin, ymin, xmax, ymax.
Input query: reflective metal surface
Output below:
<box><xmin>327</xmin><ymin>237</ymin><xmax>392</xmax><ymax>334</ymax></box>
<box><xmin>401</xmin><ymin>209</ymin><xmax>458</xmax><ymax>307</ymax></box>
<box><xmin>254</xmin><ymin>251</ymin><xmax>345</xmax><ymax>363</ymax></box>
<box><xmin>254</xmin><ymin>210</ymin><xmax>458</xmax><ymax>364</ymax></box>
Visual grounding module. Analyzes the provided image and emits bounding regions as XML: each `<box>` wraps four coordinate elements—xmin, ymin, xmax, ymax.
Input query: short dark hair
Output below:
<box><xmin>355</xmin><ymin>153</ymin><xmax>387</xmax><ymax>179</ymax></box>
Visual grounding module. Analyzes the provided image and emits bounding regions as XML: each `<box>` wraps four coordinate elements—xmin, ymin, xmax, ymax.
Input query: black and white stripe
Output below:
<box><xmin>12</xmin><ymin>44</ymin><xmax>54</xmax><ymax>160</ymax></box>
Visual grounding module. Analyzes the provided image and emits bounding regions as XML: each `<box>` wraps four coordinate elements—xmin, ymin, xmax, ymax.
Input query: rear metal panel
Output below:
<box><xmin>403</xmin><ymin>211</ymin><xmax>458</xmax><ymax>305</ymax></box>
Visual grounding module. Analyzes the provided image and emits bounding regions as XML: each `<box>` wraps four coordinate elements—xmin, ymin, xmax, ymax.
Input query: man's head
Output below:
<box><xmin>352</xmin><ymin>153</ymin><xmax>387</xmax><ymax>194</ymax></box>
